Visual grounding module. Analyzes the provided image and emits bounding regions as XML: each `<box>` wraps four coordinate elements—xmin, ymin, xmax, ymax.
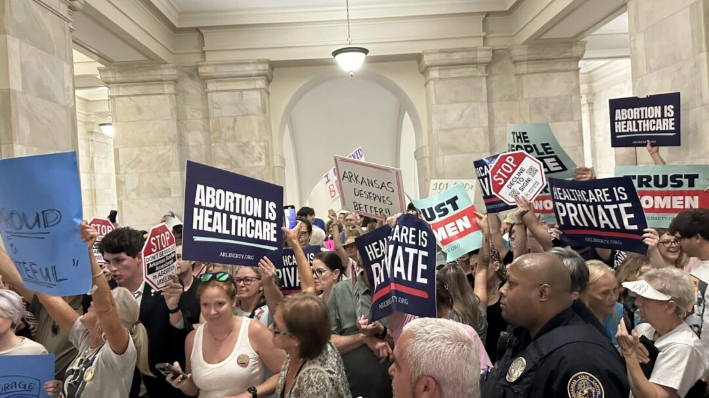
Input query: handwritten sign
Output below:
<box><xmin>615</xmin><ymin>165</ymin><xmax>709</xmax><ymax>227</ymax></box>
<box><xmin>183</xmin><ymin>161</ymin><xmax>283</xmax><ymax>267</ymax></box>
<box><xmin>0</xmin><ymin>152</ymin><xmax>91</xmax><ymax>296</ymax></box>
<box><xmin>276</xmin><ymin>246</ymin><xmax>320</xmax><ymax>295</ymax></box>
<box><xmin>334</xmin><ymin>157</ymin><xmax>405</xmax><ymax>220</ymax></box>
<box><xmin>0</xmin><ymin>354</ymin><xmax>54</xmax><ymax>398</ymax></box>
<box><xmin>507</xmin><ymin>123</ymin><xmax>577</xmax><ymax>179</ymax></box>
<box><xmin>323</xmin><ymin>148</ymin><xmax>365</xmax><ymax>203</ymax></box>
<box><xmin>550</xmin><ymin>177</ymin><xmax>648</xmax><ymax>254</ymax></box>
<box><xmin>412</xmin><ymin>184</ymin><xmax>482</xmax><ymax>261</ymax></box>
<box><xmin>610</xmin><ymin>93</ymin><xmax>680</xmax><ymax>147</ymax></box>
<box><xmin>428</xmin><ymin>179</ymin><xmax>476</xmax><ymax>200</ymax></box>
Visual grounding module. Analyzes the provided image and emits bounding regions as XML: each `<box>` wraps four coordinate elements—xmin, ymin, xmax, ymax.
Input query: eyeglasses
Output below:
<box><xmin>659</xmin><ymin>239</ymin><xmax>681</xmax><ymax>247</ymax></box>
<box><xmin>273</xmin><ymin>325</ymin><xmax>294</xmax><ymax>336</ymax></box>
<box><xmin>234</xmin><ymin>277</ymin><xmax>261</xmax><ymax>286</ymax></box>
<box><xmin>200</xmin><ymin>272</ymin><xmax>232</xmax><ymax>283</ymax></box>
<box><xmin>311</xmin><ymin>268</ymin><xmax>331</xmax><ymax>277</ymax></box>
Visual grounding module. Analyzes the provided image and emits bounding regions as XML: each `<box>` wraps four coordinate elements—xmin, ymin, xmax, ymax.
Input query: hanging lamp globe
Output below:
<box><xmin>332</xmin><ymin>46</ymin><xmax>369</xmax><ymax>76</ymax></box>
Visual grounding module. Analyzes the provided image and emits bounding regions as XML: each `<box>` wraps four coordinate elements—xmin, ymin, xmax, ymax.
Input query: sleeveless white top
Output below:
<box><xmin>191</xmin><ymin>317</ymin><xmax>265</xmax><ymax>398</ymax></box>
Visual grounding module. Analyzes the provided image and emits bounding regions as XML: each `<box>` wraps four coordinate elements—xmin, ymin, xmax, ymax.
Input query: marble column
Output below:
<box><xmin>99</xmin><ymin>65</ymin><xmax>181</xmax><ymax>231</ymax></box>
<box><xmin>198</xmin><ymin>61</ymin><xmax>276</xmax><ymax>182</ymax></box>
<box><xmin>418</xmin><ymin>47</ymin><xmax>493</xmax><ymax>204</ymax></box>
<box><xmin>628</xmin><ymin>0</ymin><xmax>709</xmax><ymax>165</ymax></box>
<box><xmin>0</xmin><ymin>0</ymin><xmax>83</xmax><ymax>158</ymax></box>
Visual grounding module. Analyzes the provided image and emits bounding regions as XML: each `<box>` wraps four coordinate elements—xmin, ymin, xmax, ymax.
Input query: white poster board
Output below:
<box><xmin>428</xmin><ymin>179</ymin><xmax>476</xmax><ymax>201</ymax></box>
<box><xmin>334</xmin><ymin>156</ymin><xmax>406</xmax><ymax>220</ymax></box>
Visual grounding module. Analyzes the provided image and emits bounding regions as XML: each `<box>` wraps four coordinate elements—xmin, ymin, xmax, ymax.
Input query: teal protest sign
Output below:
<box><xmin>507</xmin><ymin>123</ymin><xmax>577</xmax><ymax>179</ymax></box>
<box><xmin>615</xmin><ymin>165</ymin><xmax>709</xmax><ymax>228</ymax></box>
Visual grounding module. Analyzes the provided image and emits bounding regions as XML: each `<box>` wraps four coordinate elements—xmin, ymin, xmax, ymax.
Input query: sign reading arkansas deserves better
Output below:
<box><xmin>610</xmin><ymin>93</ymin><xmax>680</xmax><ymax>147</ymax></box>
<box><xmin>183</xmin><ymin>161</ymin><xmax>283</xmax><ymax>267</ymax></box>
<box><xmin>615</xmin><ymin>165</ymin><xmax>709</xmax><ymax>227</ymax></box>
<box><xmin>334</xmin><ymin>157</ymin><xmax>406</xmax><ymax>220</ymax></box>
<box><xmin>550</xmin><ymin>177</ymin><xmax>648</xmax><ymax>254</ymax></box>
<box><xmin>508</xmin><ymin>123</ymin><xmax>577</xmax><ymax>179</ymax></box>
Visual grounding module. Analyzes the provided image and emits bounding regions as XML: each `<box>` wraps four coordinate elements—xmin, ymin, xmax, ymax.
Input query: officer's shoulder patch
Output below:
<box><xmin>567</xmin><ymin>371</ymin><xmax>604</xmax><ymax>398</ymax></box>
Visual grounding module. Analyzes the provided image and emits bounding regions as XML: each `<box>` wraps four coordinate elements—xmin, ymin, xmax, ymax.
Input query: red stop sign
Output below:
<box><xmin>490</xmin><ymin>151</ymin><xmax>546</xmax><ymax>205</ymax></box>
<box><xmin>142</xmin><ymin>223</ymin><xmax>177</xmax><ymax>290</ymax></box>
<box><xmin>88</xmin><ymin>218</ymin><xmax>115</xmax><ymax>263</ymax></box>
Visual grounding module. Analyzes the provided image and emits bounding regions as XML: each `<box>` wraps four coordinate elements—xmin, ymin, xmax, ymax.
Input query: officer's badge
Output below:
<box><xmin>567</xmin><ymin>372</ymin><xmax>604</xmax><ymax>398</ymax></box>
<box><xmin>505</xmin><ymin>357</ymin><xmax>526</xmax><ymax>382</ymax></box>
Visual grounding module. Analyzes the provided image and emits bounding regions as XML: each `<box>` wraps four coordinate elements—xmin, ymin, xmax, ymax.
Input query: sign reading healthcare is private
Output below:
<box><xmin>182</xmin><ymin>161</ymin><xmax>284</xmax><ymax>267</ymax></box>
<box><xmin>610</xmin><ymin>92</ymin><xmax>680</xmax><ymax>147</ymax></box>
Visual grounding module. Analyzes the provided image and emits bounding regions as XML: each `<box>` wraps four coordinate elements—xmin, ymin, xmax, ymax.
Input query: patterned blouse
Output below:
<box><xmin>276</xmin><ymin>342</ymin><xmax>352</xmax><ymax>398</ymax></box>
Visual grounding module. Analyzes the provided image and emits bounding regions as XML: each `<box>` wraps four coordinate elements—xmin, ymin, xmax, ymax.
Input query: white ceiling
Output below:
<box><xmin>592</xmin><ymin>12</ymin><xmax>629</xmax><ymax>35</ymax></box>
<box><xmin>172</xmin><ymin>0</ymin><xmax>466</xmax><ymax>12</ymax></box>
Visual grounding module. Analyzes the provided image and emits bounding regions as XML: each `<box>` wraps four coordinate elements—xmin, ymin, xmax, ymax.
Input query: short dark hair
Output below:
<box><xmin>279</xmin><ymin>293</ymin><xmax>331</xmax><ymax>360</ymax></box>
<box><xmin>407</xmin><ymin>202</ymin><xmax>418</xmax><ymax>212</ymax></box>
<box><xmin>669</xmin><ymin>209</ymin><xmax>709</xmax><ymax>241</ymax></box>
<box><xmin>99</xmin><ymin>227</ymin><xmax>144</xmax><ymax>257</ymax></box>
<box><xmin>297</xmin><ymin>217</ymin><xmax>313</xmax><ymax>234</ymax></box>
<box><xmin>172</xmin><ymin>224</ymin><xmax>183</xmax><ymax>236</ymax></box>
<box><xmin>314</xmin><ymin>251</ymin><xmax>344</xmax><ymax>279</ymax></box>
<box><xmin>297</xmin><ymin>207</ymin><xmax>315</xmax><ymax>218</ymax></box>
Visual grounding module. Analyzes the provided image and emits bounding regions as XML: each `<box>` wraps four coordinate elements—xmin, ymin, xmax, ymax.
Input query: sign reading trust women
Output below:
<box><xmin>183</xmin><ymin>161</ymin><xmax>283</xmax><ymax>267</ymax></box>
<box><xmin>549</xmin><ymin>177</ymin><xmax>648</xmax><ymax>254</ymax></box>
<box><xmin>334</xmin><ymin>156</ymin><xmax>406</xmax><ymax>220</ymax></box>
<box><xmin>610</xmin><ymin>92</ymin><xmax>680</xmax><ymax>147</ymax></box>
<box><xmin>357</xmin><ymin>217</ymin><xmax>436</xmax><ymax>322</ymax></box>
<box><xmin>0</xmin><ymin>152</ymin><xmax>91</xmax><ymax>296</ymax></box>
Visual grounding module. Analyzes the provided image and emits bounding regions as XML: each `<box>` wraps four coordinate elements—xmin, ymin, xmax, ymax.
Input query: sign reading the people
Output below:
<box><xmin>0</xmin><ymin>152</ymin><xmax>92</xmax><ymax>296</ymax></box>
<box><xmin>357</xmin><ymin>216</ymin><xmax>436</xmax><ymax>322</ymax></box>
<box><xmin>323</xmin><ymin>147</ymin><xmax>365</xmax><ymax>203</ymax></box>
<box><xmin>142</xmin><ymin>223</ymin><xmax>177</xmax><ymax>291</ymax></box>
<box><xmin>615</xmin><ymin>165</ymin><xmax>709</xmax><ymax>227</ymax></box>
<box><xmin>89</xmin><ymin>218</ymin><xmax>114</xmax><ymax>264</ymax></box>
<box><xmin>549</xmin><ymin>177</ymin><xmax>648</xmax><ymax>254</ymax></box>
<box><xmin>277</xmin><ymin>246</ymin><xmax>320</xmax><ymax>295</ymax></box>
<box><xmin>182</xmin><ymin>161</ymin><xmax>284</xmax><ymax>267</ymax></box>
<box><xmin>490</xmin><ymin>151</ymin><xmax>547</xmax><ymax>205</ymax></box>
<box><xmin>610</xmin><ymin>92</ymin><xmax>680</xmax><ymax>147</ymax></box>
<box><xmin>334</xmin><ymin>156</ymin><xmax>406</xmax><ymax>220</ymax></box>
<box><xmin>507</xmin><ymin>123</ymin><xmax>577</xmax><ymax>179</ymax></box>
<box><xmin>412</xmin><ymin>184</ymin><xmax>482</xmax><ymax>261</ymax></box>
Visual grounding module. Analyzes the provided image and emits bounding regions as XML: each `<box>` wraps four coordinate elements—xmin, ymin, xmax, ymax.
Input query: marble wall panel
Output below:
<box><xmin>113</xmin><ymin>119</ymin><xmax>177</xmax><ymax>148</ymax></box>
<box><xmin>210</xmin><ymin>91</ymin><xmax>265</xmax><ymax>117</ymax></box>
<box><xmin>123</xmin><ymin>173</ymin><xmax>173</xmax><ymax>200</ymax></box>
<box><xmin>432</xmin><ymin>102</ymin><xmax>480</xmax><ymax>130</ymax></box>
<box><xmin>8</xmin><ymin>0</ymin><xmax>70</xmax><ymax>60</ymax></box>
<box><xmin>433</xmin><ymin>78</ymin><xmax>486</xmax><ymax>104</ymax></box>
<box><xmin>15</xmin><ymin>92</ymin><xmax>73</xmax><ymax>150</ymax></box>
<box><xmin>116</xmin><ymin>145</ymin><xmax>178</xmax><ymax>174</ymax></box>
<box><xmin>114</xmin><ymin>95</ymin><xmax>174</xmax><ymax>122</ymax></box>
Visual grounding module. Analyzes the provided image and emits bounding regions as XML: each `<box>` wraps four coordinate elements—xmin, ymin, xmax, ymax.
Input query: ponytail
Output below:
<box><xmin>130</xmin><ymin>322</ymin><xmax>153</xmax><ymax>376</ymax></box>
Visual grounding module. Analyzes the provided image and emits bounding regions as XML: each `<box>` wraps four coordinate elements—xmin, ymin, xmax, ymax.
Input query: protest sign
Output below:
<box><xmin>277</xmin><ymin>246</ymin><xmax>320</xmax><ymax>294</ymax></box>
<box><xmin>474</xmin><ymin>154</ymin><xmax>516</xmax><ymax>213</ymax></box>
<box><xmin>142</xmin><ymin>223</ymin><xmax>177</xmax><ymax>291</ymax></box>
<box><xmin>549</xmin><ymin>177</ymin><xmax>648</xmax><ymax>254</ymax></box>
<box><xmin>88</xmin><ymin>218</ymin><xmax>114</xmax><ymax>263</ymax></box>
<box><xmin>183</xmin><ymin>161</ymin><xmax>283</xmax><ymax>267</ymax></box>
<box><xmin>610</xmin><ymin>93</ymin><xmax>680</xmax><ymax>147</ymax></box>
<box><xmin>0</xmin><ymin>354</ymin><xmax>54</xmax><ymax>398</ymax></box>
<box><xmin>0</xmin><ymin>152</ymin><xmax>91</xmax><ymax>296</ymax></box>
<box><xmin>358</xmin><ymin>216</ymin><xmax>436</xmax><ymax>322</ymax></box>
<box><xmin>508</xmin><ymin>123</ymin><xmax>577</xmax><ymax>179</ymax></box>
<box><xmin>615</xmin><ymin>165</ymin><xmax>709</xmax><ymax>228</ymax></box>
<box><xmin>428</xmin><ymin>179</ymin><xmax>476</xmax><ymax>200</ymax></box>
<box><xmin>334</xmin><ymin>157</ymin><xmax>405</xmax><ymax>220</ymax></box>
<box><xmin>323</xmin><ymin>148</ymin><xmax>365</xmax><ymax>203</ymax></box>
<box><xmin>412</xmin><ymin>184</ymin><xmax>482</xmax><ymax>261</ymax></box>
<box><xmin>490</xmin><ymin>151</ymin><xmax>546</xmax><ymax>205</ymax></box>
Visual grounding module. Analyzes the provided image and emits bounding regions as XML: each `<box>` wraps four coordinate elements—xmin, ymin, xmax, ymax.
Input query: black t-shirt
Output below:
<box><xmin>485</xmin><ymin>296</ymin><xmax>507</xmax><ymax>363</ymax></box>
<box><xmin>501</xmin><ymin>251</ymin><xmax>514</xmax><ymax>266</ymax></box>
<box><xmin>181</xmin><ymin>278</ymin><xmax>201</xmax><ymax>325</ymax></box>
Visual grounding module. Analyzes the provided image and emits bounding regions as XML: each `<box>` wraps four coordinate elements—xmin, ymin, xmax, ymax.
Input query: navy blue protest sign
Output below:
<box><xmin>358</xmin><ymin>215</ymin><xmax>436</xmax><ymax>322</ymax></box>
<box><xmin>183</xmin><ymin>161</ymin><xmax>283</xmax><ymax>266</ymax></box>
<box><xmin>474</xmin><ymin>154</ymin><xmax>515</xmax><ymax>213</ymax></box>
<box><xmin>610</xmin><ymin>93</ymin><xmax>680</xmax><ymax>147</ymax></box>
<box><xmin>549</xmin><ymin>177</ymin><xmax>648</xmax><ymax>254</ymax></box>
<box><xmin>277</xmin><ymin>246</ymin><xmax>320</xmax><ymax>295</ymax></box>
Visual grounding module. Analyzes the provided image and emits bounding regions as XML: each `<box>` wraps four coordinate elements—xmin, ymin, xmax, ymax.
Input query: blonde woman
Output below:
<box><xmin>581</xmin><ymin>260</ymin><xmax>623</xmax><ymax>346</ymax></box>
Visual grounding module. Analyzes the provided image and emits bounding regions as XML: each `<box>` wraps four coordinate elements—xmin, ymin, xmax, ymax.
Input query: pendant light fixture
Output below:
<box><xmin>99</xmin><ymin>87</ymin><xmax>114</xmax><ymax>136</ymax></box>
<box><xmin>332</xmin><ymin>0</ymin><xmax>369</xmax><ymax>76</ymax></box>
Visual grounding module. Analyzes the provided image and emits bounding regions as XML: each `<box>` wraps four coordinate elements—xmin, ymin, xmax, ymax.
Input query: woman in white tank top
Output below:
<box><xmin>167</xmin><ymin>272</ymin><xmax>286</xmax><ymax>398</ymax></box>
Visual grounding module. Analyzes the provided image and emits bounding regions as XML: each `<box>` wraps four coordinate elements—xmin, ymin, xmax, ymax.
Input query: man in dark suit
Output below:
<box><xmin>99</xmin><ymin>227</ymin><xmax>193</xmax><ymax>398</ymax></box>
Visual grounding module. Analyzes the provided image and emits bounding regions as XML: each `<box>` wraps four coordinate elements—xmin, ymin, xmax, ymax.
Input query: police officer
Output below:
<box><xmin>481</xmin><ymin>253</ymin><xmax>629</xmax><ymax>397</ymax></box>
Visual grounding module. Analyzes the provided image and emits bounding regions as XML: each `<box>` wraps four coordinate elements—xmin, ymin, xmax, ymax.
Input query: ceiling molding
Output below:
<box><xmin>145</xmin><ymin>0</ymin><xmax>180</xmax><ymax>26</ymax></box>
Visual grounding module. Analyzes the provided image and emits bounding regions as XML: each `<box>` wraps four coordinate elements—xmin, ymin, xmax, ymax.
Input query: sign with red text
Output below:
<box><xmin>88</xmin><ymin>218</ymin><xmax>114</xmax><ymax>263</ymax></box>
<box><xmin>490</xmin><ymin>151</ymin><xmax>546</xmax><ymax>205</ymax></box>
<box><xmin>142</xmin><ymin>223</ymin><xmax>177</xmax><ymax>290</ymax></box>
<box><xmin>412</xmin><ymin>184</ymin><xmax>482</xmax><ymax>261</ymax></box>
<box><xmin>323</xmin><ymin>148</ymin><xmax>365</xmax><ymax>203</ymax></box>
<box><xmin>334</xmin><ymin>156</ymin><xmax>406</xmax><ymax>220</ymax></box>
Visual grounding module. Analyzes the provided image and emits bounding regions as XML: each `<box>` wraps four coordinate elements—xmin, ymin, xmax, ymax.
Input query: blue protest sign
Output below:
<box><xmin>182</xmin><ymin>161</ymin><xmax>284</xmax><ymax>267</ymax></box>
<box><xmin>277</xmin><ymin>246</ymin><xmax>321</xmax><ymax>294</ymax></box>
<box><xmin>0</xmin><ymin>354</ymin><xmax>54</xmax><ymax>398</ymax></box>
<box><xmin>507</xmin><ymin>123</ymin><xmax>577</xmax><ymax>179</ymax></box>
<box><xmin>610</xmin><ymin>93</ymin><xmax>680</xmax><ymax>147</ymax></box>
<box><xmin>474</xmin><ymin>154</ymin><xmax>515</xmax><ymax>214</ymax></box>
<box><xmin>0</xmin><ymin>153</ymin><xmax>91</xmax><ymax>296</ymax></box>
<box><xmin>357</xmin><ymin>217</ymin><xmax>436</xmax><ymax>322</ymax></box>
<box><xmin>549</xmin><ymin>177</ymin><xmax>648</xmax><ymax>254</ymax></box>
<box><xmin>412</xmin><ymin>184</ymin><xmax>483</xmax><ymax>261</ymax></box>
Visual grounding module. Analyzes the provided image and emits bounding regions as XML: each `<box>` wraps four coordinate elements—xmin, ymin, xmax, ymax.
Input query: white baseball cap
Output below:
<box><xmin>622</xmin><ymin>280</ymin><xmax>671</xmax><ymax>301</ymax></box>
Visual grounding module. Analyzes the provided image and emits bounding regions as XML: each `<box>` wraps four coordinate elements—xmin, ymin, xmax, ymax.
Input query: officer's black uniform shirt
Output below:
<box><xmin>481</xmin><ymin>306</ymin><xmax>629</xmax><ymax>397</ymax></box>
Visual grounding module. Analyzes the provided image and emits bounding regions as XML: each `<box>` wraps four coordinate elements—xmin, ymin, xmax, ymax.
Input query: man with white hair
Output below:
<box><xmin>389</xmin><ymin>317</ymin><xmax>481</xmax><ymax>398</ymax></box>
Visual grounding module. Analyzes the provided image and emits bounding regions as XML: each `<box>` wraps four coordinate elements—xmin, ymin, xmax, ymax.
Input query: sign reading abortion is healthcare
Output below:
<box><xmin>549</xmin><ymin>177</ymin><xmax>648</xmax><ymax>254</ymax></box>
<box><xmin>183</xmin><ymin>161</ymin><xmax>283</xmax><ymax>267</ymax></box>
<box><xmin>610</xmin><ymin>92</ymin><xmax>680</xmax><ymax>147</ymax></box>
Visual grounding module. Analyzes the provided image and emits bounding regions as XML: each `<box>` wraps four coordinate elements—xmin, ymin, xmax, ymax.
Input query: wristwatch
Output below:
<box><xmin>167</xmin><ymin>306</ymin><xmax>181</xmax><ymax>314</ymax></box>
<box><xmin>375</xmin><ymin>326</ymin><xmax>388</xmax><ymax>340</ymax></box>
<box><xmin>247</xmin><ymin>386</ymin><xmax>257</xmax><ymax>398</ymax></box>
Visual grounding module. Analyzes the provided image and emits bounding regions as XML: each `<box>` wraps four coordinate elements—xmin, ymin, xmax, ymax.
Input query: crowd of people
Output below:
<box><xmin>1</xmin><ymin>143</ymin><xmax>709</xmax><ymax>397</ymax></box>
